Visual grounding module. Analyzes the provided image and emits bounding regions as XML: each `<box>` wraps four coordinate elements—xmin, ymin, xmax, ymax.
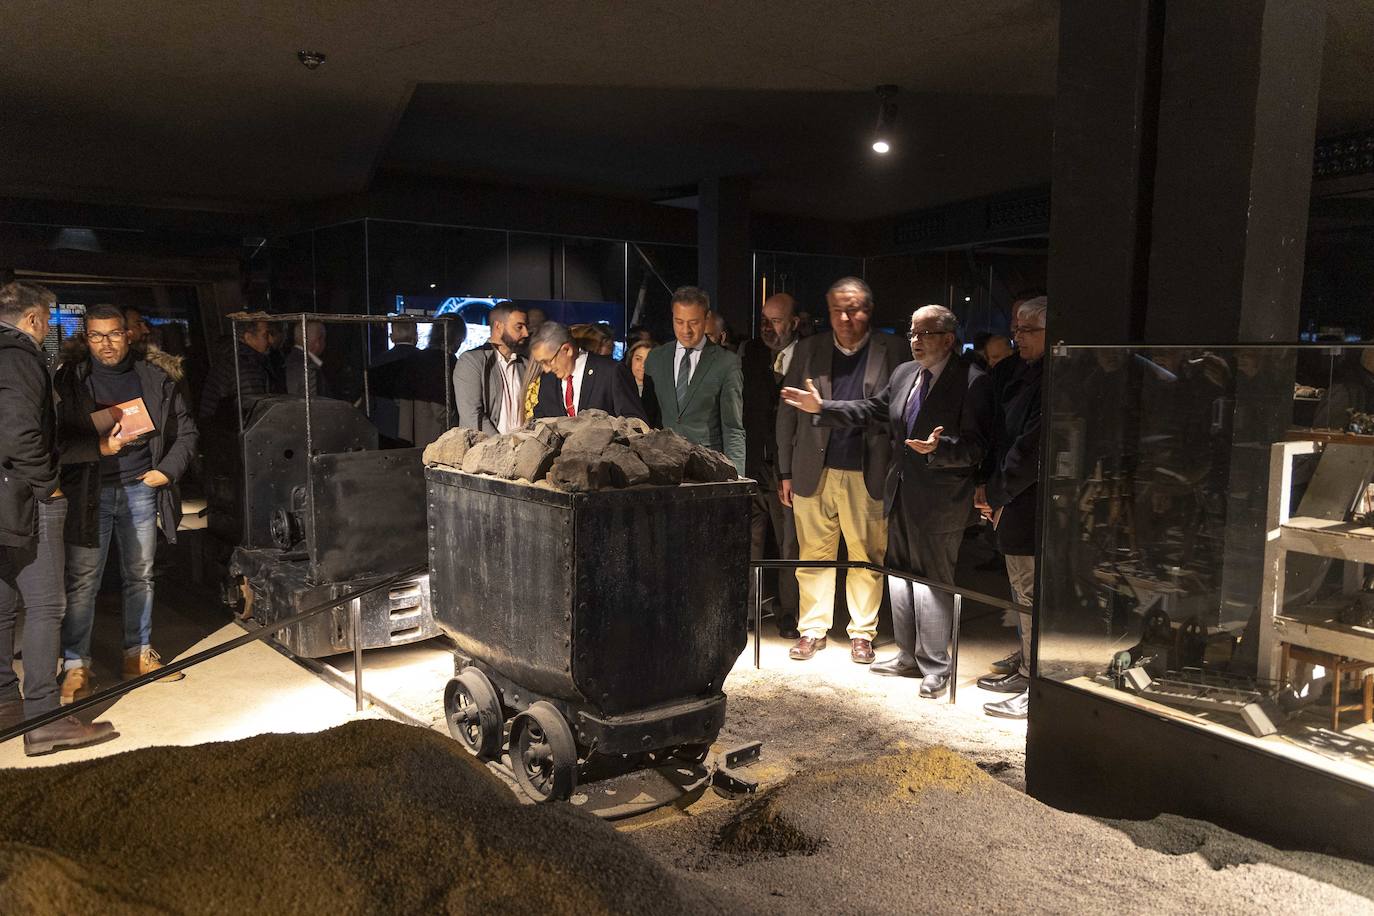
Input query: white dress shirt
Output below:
<box><xmin>903</xmin><ymin>352</ymin><xmax>952</xmax><ymax>416</ymax></box>
<box><xmin>772</xmin><ymin>340</ymin><xmax>797</xmax><ymax>377</ymax></box>
<box><xmin>674</xmin><ymin>340</ymin><xmax>704</xmax><ymax>384</ymax></box>
<box><xmin>495</xmin><ymin>349</ymin><xmax>524</xmax><ymax>434</ymax></box>
<box><xmin>569</xmin><ymin>351</ymin><xmax>589</xmax><ymax>413</ymax></box>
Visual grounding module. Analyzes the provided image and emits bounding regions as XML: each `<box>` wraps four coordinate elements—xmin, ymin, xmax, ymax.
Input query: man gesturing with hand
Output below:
<box><xmin>782</xmin><ymin>304</ymin><xmax>992</xmax><ymax>698</ymax></box>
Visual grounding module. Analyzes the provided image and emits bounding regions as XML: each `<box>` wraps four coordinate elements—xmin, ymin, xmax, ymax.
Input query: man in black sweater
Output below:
<box><xmin>0</xmin><ymin>283</ymin><xmax>116</xmax><ymax>755</ymax></box>
<box><xmin>54</xmin><ymin>304</ymin><xmax>198</xmax><ymax>703</ymax></box>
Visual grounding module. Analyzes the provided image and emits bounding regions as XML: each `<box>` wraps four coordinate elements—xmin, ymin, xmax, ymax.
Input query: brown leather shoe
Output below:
<box><xmin>789</xmin><ymin>636</ymin><xmax>827</xmax><ymax>660</ymax></box>
<box><xmin>23</xmin><ymin>715</ymin><xmax>118</xmax><ymax>757</ymax></box>
<box><xmin>850</xmin><ymin>638</ymin><xmax>875</xmax><ymax>664</ymax></box>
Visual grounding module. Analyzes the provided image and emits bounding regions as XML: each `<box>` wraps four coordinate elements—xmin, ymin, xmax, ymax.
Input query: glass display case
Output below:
<box><xmin>1039</xmin><ymin>344</ymin><xmax>1374</xmax><ymax>785</ymax></box>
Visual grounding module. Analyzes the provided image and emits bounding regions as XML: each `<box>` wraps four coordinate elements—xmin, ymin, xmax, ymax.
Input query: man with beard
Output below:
<box><xmin>452</xmin><ymin>304</ymin><xmax>530</xmax><ymax>435</ymax></box>
<box><xmin>740</xmin><ymin>293</ymin><xmax>802</xmax><ymax>637</ymax></box>
<box><xmin>54</xmin><ymin>303</ymin><xmax>197</xmax><ymax>701</ymax></box>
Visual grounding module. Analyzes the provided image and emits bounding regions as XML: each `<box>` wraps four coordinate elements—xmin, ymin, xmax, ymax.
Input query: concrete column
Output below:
<box><xmin>1047</xmin><ymin>0</ymin><xmax>1163</xmax><ymax>345</ymax></box>
<box><xmin>697</xmin><ymin>176</ymin><xmax>752</xmax><ymax>337</ymax></box>
<box><xmin>1145</xmin><ymin>0</ymin><xmax>1325</xmax><ymax>344</ymax></box>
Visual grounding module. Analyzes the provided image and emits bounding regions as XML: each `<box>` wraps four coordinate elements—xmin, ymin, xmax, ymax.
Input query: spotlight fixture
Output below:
<box><xmin>297</xmin><ymin>50</ymin><xmax>327</xmax><ymax>70</ymax></box>
<box><xmin>871</xmin><ymin>85</ymin><xmax>899</xmax><ymax>155</ymax></box>
<box><xmin>429</xmin><ymin>283</ymin><xmax>437</xmax><ymax>289</ymax></box>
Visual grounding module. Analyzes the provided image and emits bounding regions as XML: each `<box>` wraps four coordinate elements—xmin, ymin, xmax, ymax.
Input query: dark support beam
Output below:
<box><xmin>1144</xmin><ymin>0</ymin><xmax>1326</xmax><ymax>343</ymax></box>
<box><xmin>697</xmin><ymin>176</ymin><xmax>752</xmax><ymax>336</ymax></box>
<box><xmin>1047</xmin><ymin>0</ymin><xmax>1162</xmax><ymax>345</ymax></box>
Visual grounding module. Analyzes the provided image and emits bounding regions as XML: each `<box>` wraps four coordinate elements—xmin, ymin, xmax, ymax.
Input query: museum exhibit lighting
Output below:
<box><xmin>871</xmin><ymin>85</ymin><xmax>898</xmax><ymax>155</ymax></box>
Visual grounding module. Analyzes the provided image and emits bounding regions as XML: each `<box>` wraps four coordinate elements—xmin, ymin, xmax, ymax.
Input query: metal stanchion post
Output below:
<box><xmin>949</xmin><ymin>592</ymin><xmax>963</xmax><ymax>705</ymax></box>
<box><xmin>350</xmin><ymin>597</ymin><xmax>364</xmax><ymax>712</ymax></box>
<box><xmin>753</xmin><ymin>565</ymin><xmax>763</xmax><ymax>669</ymax></box>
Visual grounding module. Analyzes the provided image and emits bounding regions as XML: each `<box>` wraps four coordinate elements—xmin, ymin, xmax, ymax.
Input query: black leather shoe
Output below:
<box><xmin>977</xmin><ymin>671</ymin><xmax>1029</xmax><ymax>694</ymax></box>
<box><xmin>870</xmin><ymin>657</ymin><xmax>921</xmax><ymax>677</ymax></box>
<box><xmin>984</xmin><ymin>690</ymin><xmax>1029</xmax><ymax>719</ymax></box>
<box><xmin>989</xmin><ymin>650</ymin><xmax>1022</xmax><ymax>675</ymax></box>
<box><xmin>777</xmin><ymin>615</ymin><xmax>800</xmax><ymax>640</ymax></box>
<box><xmin>23</xmin><ymin>715</ymin><xmax>118</xmax><ymax>757</ymax></box>
<box><xmin>919</xmin><ymin>675</ymin><xmax>949</xmax><ymax>699</ymax></box>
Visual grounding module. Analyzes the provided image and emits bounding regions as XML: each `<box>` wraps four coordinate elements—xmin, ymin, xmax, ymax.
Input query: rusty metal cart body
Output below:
<box><xmin>427</xmin><ymin>466</ymin><xmax>750</xmax><ymax>801</ymax></box>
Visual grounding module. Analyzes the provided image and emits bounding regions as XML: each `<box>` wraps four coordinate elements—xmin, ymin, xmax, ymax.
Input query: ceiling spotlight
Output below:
<box><xmin>871</xmin><ymin>85</ymin><xmax>899</xmax><ymax>155</ymax></box>
<box><xmin>429</xmin><ymin>283</ymin><xmax>437</xmax><ymax>289</ymax></box>
<box><xmin>297</xmin><ymin>50</ymin><xmax>327</xmax><ymax>70</ymax></box>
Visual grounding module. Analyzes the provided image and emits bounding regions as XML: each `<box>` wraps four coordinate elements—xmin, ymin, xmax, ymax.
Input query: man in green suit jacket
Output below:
<box><xmin>643</xmin><ymin>286</ymin><xmax>747</xmax><ymax>477</ymax></box>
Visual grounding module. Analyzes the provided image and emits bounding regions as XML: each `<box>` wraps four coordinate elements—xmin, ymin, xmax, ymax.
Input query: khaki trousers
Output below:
<box><xmin>1006</xmin><ymin>553</ymin><xmax>1035</xmax><ymax>679</ymax></box>
<box><xmin>792</xmin><ymin>468</ymin><xmax>887</xmax><ymax>640</ymax></box>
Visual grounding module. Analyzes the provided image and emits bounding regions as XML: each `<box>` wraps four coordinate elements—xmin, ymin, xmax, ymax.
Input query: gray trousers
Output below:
<box><xmin>0</xmin><ymin>498</ymin><xmax>68</xmax><ymax>717</ymax></box>
<box><xmin>1006</xmin><ymin>553</ymin><xmax>1034</xmax><ymax>678</ymax></box>
<box><xmin>887</xmin><ymin>505</ymin><xmax>961</xmax><ymax>677</ymax></box>
<box><xmin>749</xmin><ymin>462</ymin><xmax>798</xmax><ymax>619</ymax></box>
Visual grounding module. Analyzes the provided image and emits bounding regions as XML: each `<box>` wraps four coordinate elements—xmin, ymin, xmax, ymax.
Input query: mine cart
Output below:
<box><xmin>427</xmin><ymin>466</ymin><xmax>751</xmax><ymax>802</ymax></box>
<box><xmin>215</xmin><ymin>313</ymin><xmax>447</xmax><ymax>656</ymax></box>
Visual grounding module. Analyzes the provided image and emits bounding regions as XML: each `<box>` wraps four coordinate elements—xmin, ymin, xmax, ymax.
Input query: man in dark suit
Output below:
<box><xmin>530</xmin><ymin>321</ymin><xmax>646</xmax><ymax>421</ymax></box>
<box><xmin>642</xmin><ymin>286</ymin><xmax>746</xmax><ymax>475</ymax></box>
<box><xmin>776</xmin><ymin>277</ymin><xmax>908</xmax><ymax>664</ymax></box>
<box><xmin>784</xmin><ymin>304</ymin><xmax>993</xmax><ymax>698</ymax></box>
<box><xmin>740</xmin><ymin>292</ymin><xmax>801</xmax><ymax>638</ymax></box>
<box><xmin>975</xmin><ymin>296</ymin><xmax>1047</xmax><ymax>719</ymax></box>
<box><xmin>370</xmin><ymin>320</ymin><xmax>451</xmax><ymax>448</ymax></box>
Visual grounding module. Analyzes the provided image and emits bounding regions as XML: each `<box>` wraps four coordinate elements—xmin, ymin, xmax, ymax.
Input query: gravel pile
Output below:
<box><xmin>630</xmin><ymin>743</ymin><xmax>1374</xmax><ymax>915</ymax></box>
<box><xmin>422</xmin><ymin>411</ymin><xmax>737</xmax><ymax>491</ymax></box>
<box><xmin>0</xmin><ymin>720</ymin><xmax>730</xmax><ymax>915</ymax></box>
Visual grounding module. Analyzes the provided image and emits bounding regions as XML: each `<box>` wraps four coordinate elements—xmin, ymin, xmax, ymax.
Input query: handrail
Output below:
<box><xmin>0</xmin><ymin>564</ymin><xmax>427</xmax><ymax>746</ymax></box>
<box><xmin>749</xmin><ymin>558</ymin><xmax>1032</xmax><ymax>705</ymax></box>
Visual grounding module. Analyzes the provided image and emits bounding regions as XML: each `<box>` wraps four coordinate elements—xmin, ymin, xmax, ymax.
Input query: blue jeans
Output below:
<box><xmin>0</xmin><ymin>498</ymin><xmax>68</xmax><ymax>716</ymax></box>
<box><xmin>62</xmin><ymin>481</ymin><xmax>159</xmax><ymax>665</ymax></box>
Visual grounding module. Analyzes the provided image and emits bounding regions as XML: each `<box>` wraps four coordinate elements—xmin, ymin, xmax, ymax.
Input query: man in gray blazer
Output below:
<box><xmin>776</xmin><ymin>277</ymin><xmax>909</xmax><ymax>664</ymax></box>
<box><xmin>452</xmin><ymin>304</ymin><xmax>529</xmax><ymax>434</ymax></box>
<box><xmin>643</xmin><ymin>286</ymin><xmax>746</xmax><ymax>476</ymax></box>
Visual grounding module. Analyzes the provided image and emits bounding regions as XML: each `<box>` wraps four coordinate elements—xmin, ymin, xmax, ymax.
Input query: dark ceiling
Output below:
<box><xmin>0</xmin><ymin>1</ymin><xmax>1370</xmax><ymax>224</ymax></box>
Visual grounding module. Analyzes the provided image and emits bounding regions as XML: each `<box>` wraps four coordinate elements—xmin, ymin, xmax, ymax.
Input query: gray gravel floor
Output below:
<box><xmin>620</xmin><ymin>658</ymin><xmax>1374</xmax><ymax>915</ymax></box>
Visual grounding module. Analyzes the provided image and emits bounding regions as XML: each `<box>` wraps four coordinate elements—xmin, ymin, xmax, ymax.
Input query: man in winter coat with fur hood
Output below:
<box><xmin>53</xmin><ymin>304</ymin><xmax>198</xmax><ymax>703</ymax></box>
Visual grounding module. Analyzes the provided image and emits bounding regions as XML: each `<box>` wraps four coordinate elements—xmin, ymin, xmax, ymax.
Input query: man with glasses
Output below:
<box><xmin>784</xmin><ymin>304</ymin><xmax>993</xmax><ymax>697</ymax></box>
<box><xmin>529</xmin><ymin>321</ymin><xmax>646</xmax><ymax>421</ymax></box>
<box><xmin>54</xmin><ymin>304</ymin><xmax>198</xmax><ymax>702</ymax></box>
<box><xmin>776</xmin><ymin>278</ymin><xmax>908</xmax><ymax>665</ymax></box>
<box><xmin>975</xmin><ymin>296</ymin><xmax>1048</xmax><ymax>719</ymax></box>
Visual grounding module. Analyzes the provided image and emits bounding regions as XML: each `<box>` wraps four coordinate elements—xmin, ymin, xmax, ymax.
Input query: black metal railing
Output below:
<box><xmin>0</xmin><ymin>565</ymin><xmax>426</xmax><ymax>745</ymax></box>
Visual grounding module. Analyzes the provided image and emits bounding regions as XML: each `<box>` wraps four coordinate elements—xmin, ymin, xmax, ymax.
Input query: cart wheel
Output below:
<box><xmin>444</xmin><ymin>669</ymin><xmax>503</xmax><ymax>760</ymax></box>
<box><xmin>508</xmin><ymin>701</ymin><xmax>577</xmax><ymax>802</ymax></box>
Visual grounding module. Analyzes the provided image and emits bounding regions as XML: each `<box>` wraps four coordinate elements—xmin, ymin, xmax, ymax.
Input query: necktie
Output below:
<box><xmin>904</xmin><ymin>368</ymin><xmax>928</xmax><ymax>434</ymax></box>
<box><xmin>676</xmin><ymin>348</ymin><xmax>693</xmax><ymax>404</ymax></box>
<box><xmin>772</xmin><ymin>349</ymin><xmax>786</xmax><ymax>375</ymax></box>
<box><xmin>564</xmin><ymin>374</ymin><xmax>575</xmax><ymax>416</ymax></box>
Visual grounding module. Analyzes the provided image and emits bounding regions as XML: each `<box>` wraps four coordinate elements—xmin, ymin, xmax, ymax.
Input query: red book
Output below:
<box><xmin>91</xmin><ymin>397</ymin><xmax>156</xmax><ymax>440</ymax></box>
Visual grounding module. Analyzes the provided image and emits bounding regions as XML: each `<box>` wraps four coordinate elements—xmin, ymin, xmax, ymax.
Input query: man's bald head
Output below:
<box><xmin>760</xmin><ymin>293</ymin><xmax>800</xmax><ymax>352</ymax></box>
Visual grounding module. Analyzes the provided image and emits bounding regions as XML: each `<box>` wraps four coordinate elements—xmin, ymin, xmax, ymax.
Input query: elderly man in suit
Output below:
<box><xmin>975</xmin><ymin>296</ymin><xmax>1047</xmax><ymax>719</ymax></box>
<box><xmin>776</xmin><ymin>277</ymin><xmax>908</xmax><ymax>665</ymax></box>
<box><xmin>785</xmin><ymin>304</ymin><xmax>992</xmax><ymax>697</ymax></box>
<box><xmin>642</xmin><ymin>286</ymin><xmax>746</xmax><ymax>476</ymax></box>
<box><xmin>530</xmin><ymin>321</ymin><xmax>646</xmax><ymax>421</ymax></box>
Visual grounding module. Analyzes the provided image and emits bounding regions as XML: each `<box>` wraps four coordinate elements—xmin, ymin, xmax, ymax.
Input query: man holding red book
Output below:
<box><xmin>53</xmin><ymin>304</ymin><xmax>198</xmax><ymax>702</ymax></box>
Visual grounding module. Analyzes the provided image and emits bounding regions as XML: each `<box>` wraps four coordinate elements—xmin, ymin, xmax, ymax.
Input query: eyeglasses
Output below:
<box><xmin>1010</xmin><ymin>325</ymin><xmax>1045</xmax><ymax>337</ymax></box>
<box><xmin>907</xmin><ymin>330</ymin><xmax>951</xmax><ymax>341</ymax></box>
<box><xmin>86</xmin><ymin>331</ymin><xmax>126</xmax><ymax>344</ymax></box>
